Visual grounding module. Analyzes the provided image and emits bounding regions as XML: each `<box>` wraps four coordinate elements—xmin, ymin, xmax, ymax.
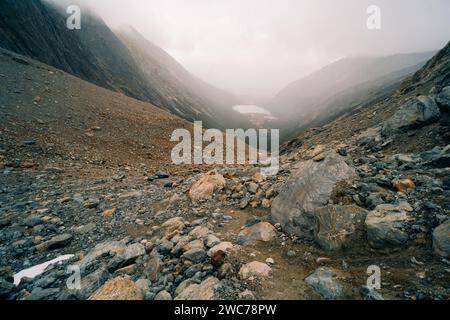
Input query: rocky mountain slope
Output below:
<box><xmin>0</xmin><ymin>0</ymin><xmax>242</xmax><ymax>129</ymax></box>
<box><xmin>115</xmin><ymin>26</ymin><xmax>249</xmax><ymax>130</ymax></box>
<box><xmin>267</xmin><ymin>52</ymin><xmax>435</xmax><ymax>141</ymax></box>
<box><xmin>0</xmin><ymin>48</ymin><xmax>197</xmax><ymax>178</ymax></box>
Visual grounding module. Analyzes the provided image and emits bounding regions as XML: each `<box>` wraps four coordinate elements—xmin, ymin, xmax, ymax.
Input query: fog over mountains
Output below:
<box><xmin>0</xmin><ymin>0</ymin><xmax>246</xmax><ymax>129</ymax></box>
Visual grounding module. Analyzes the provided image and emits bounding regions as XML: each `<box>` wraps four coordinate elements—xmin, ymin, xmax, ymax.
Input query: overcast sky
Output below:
<box><xmin>60</xmin><ymin>0</ymin><xmax>450</xmax><ymax>99</ymax></box>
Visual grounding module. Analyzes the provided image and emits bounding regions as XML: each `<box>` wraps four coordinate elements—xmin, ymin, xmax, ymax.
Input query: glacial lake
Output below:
<box><xmin>232</xmin><ymin>105</ymin><xmax>271</xmax><ymax>115</ymax></box>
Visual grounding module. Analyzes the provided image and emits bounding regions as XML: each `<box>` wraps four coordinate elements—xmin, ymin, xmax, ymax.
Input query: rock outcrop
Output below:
<box><xmin>382</xmin><ymin>96</ymin><xmax>440</xmax><ymax>135</ymax></box>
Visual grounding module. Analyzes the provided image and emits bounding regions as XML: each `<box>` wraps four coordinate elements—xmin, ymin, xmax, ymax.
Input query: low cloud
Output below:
<box><xmin>52</xmin><ymin>0</ymin><xmax>450</xmax><ymax>99</ymax></box>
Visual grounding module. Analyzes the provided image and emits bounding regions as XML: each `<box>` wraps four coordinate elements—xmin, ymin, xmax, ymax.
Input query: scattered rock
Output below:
<box><xmin>207</xmin><ymin>242</ymin><xmax>233</xmax><ymax>257</ymax></box>
<box><xmin>237</xmin><ymin>222</ymin><xmax>277</xmax><ymax>245</ymax></box>
<box><xmin>189</xmin><ymin>226</ymin><xmax>209</xmax><ymax>239</ymax></box>
<box><xmin>161</xmin><ymin>217</ymin><xmax>185</xmax><ymax>237</ymax></box>
<box><xmin>36</xmin><ymin>233</ymin><xmax>73</xmax><ymax>251</ymax></box>
<box><xmin>0</xmin><ymin>277</ymin><xmax>14</xmax><ymax>299</ymax></box>
<box><xmin>189</xmin><ymin>171</ymin><xmax>226</xmax><ymax>202</ymax></box>
<box><xmin>247</xmin><ymin>182</ymin><xmax>259</xmax><ymax>194</ymax></box>
<box><xmin>433</xmin><ymin>219</ymin><xmax>450</xmax><ymax>258</ymax></box>
<box><xmin>145</xmin><ymin>250</ymin><xmax>162</xmax><ymax>282</ymax></box>
<box><xmin>23</xmin><ymin>215</ymin><xmax>44</xmax><ymax>227</ymax></box>
<box><xmin>83</xmin><ymin>200</ymin><xmax>99</xmax><ymax>209</ymax></box>
<box><xmin>20</xmin><ymin>159</ymin><xmax>35</xmax><ymax>168</ymax></box>
<box><xmin>359</xmin><ymin>286</ymin><xmax>384</xmax><ymax>300</ymax></box>
<box><xmin>89</xmin><ymin>277</ymin><xmax>143</xmax><ymax>300</ymax></box>
<box><xmin>436</xmin><ymin>86</ymin><xmax>450</xmax><ymax>125</ymax></box>
<box><xmin>154</xmin><ymin>290</ymin><xmax>172</xmax><ymax>300</ymax></box>
<box><xmin>238</xmin><ymin>290</ymin><xmax>256</xmax><ymax>300</ymax></box>
<box><xmin>205</xmin><ymin>235</ymin><xmax>221</xmax><ymax>248</ymax></box>
<box><xmin>123</xmin><ymin>243</ymin><xmax>145</xmax><ymax>262</ymax></box>
<box><xmin>210</xmin><ymin>250</ymin><xmax>226</xmax><ymax>268</ymax></box>
<box><xmin>365</xmin><ymin>202</ymin><xmax>412</xmax><ymax>249</ymax></box>
<box><xmin>175</xmin><ymin>277</ymin><xmax>222</xmax><ymax>300</ymax></box>
<box><xmin>182</xmin><ymin>248</ymin><xmax>207</xmax><ymax>263</ymax></box>
<box><xmin>239</xmin><ymin>261</ymin><xmax>272</xmax><ymax>280</ymax></box>
<box><xmin>102</xmin><ymin>208</ymin><xmax>116</xmax><ymax>218</ymax></box>
<box><xmin>305</xmin><ymin>267</ymin><xmax>345</xmax><ymax>300</ymax></box>
<box><xmin>393</xmin><ymin>179</ymin><xmax>416</xmax><ymax>193</ymax></box>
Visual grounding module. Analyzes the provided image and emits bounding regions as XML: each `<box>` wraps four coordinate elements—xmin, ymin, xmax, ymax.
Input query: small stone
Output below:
<box><xmin>161</xmin><ymin>217</ymin><xmax>185</xmax><ymax>237</ymax></box>
<box><xmin>123</xmin><ymin>243</ymin><xmax>146</xmax><ymax>262</ymax></box>
<box><xmin>154</xmin><ymin>290</ymin><xmax>172</xmax><ymax>300</ymax></box>
<box><xmin>359</xmin><ymin>286</ymin><xmax>384</xmax><ymax>300</ymax></box>
<box><xmin>174</xmin><ymin>277</ymin><xmax>222</xmax><ymax>300</ymax></box>
<box><xmin>313</xmin><ymin>154</ymin><xmax>325</xmax><ymax>162</ymax></box>
<box><xmin>217</xmin><ymin>263</ymin><xmax>234</xmax><ymax>279</ymax></box>
<box><xmin>207</xmin><ymin>242</ymin><xmax>233</xmax><ymax>257</ymax></box>
<box><xmin>189</xmin><ymin>171</ymin><xmax>226</xmax><ymax>202</ymax></box>
<box><xmin>210</xmin><ymin>250</ymin><xmax>226</xmax><ymax>268</ymax></box>
<box><xmin>205</xmin><ymin>234</ymin><xmax>221</xmax><ymax>248</ymax></box>
<box><xmin>36</xmin><ymin>233</ymin><xmax>73</xmax><ymax>251</ymax></box>
<box><xmin>20</xmin><ymin>159</ymin><xmax>35</xmax><ymax>168</ymax></box>
<box><xmin>305</xmin><ymin>267</ymin><xmax>345</xmax><ymax>300</ymax></box>
<box><xmin>238</xmin><ymin>290</ymin><xmax>256</xmax><ymax>300</ymax></box>
<box><xmin>239</xmin><ymin>199</ymin><xmax>249</xmax><ymax>209</ymax></box>
<box><xmin>237</xmin><ymin>222</ymin><xmax>276</xmax><ymax>245</ymax></box>
<box><xmin>58</xmin><ymin>197</ymin><xmax>72</xmax><ymax>204</ymax></box>
<box><xmin>84</xmin><ymin>200</ymin><xmax>99</xmax><ymax>209</ymax></box>
<box><xmin>33</xmin><ymin>96</ymin><xmax>42</xmax><ymax>104</ymax></box>
<box><xmin>247</xmin><ymin>182</ymin><xmax>259</xmax><ymax>194</ymax></box>
<box><xmin>102</xmin><ymin>208</ymin><xmax>116</xmax><ymax>218</ymax></box>
<box><xmin>189</xmin><ymin>226</ymin><xmax>209</xmax><ymax>239</ymax></box>
<box><xmin>89</xmin><ymin>277</ymin><xmax>143</xmax><ymax>300</ymax></box>
<box><xmin>393</xmin><ymin>179</ymin><xmax>416</xmax><ymax>193</ymax></box>
<box><xmin>286</xmin><ymin>250</ymin><xmax>296</xmax><ymax>257</ymax></box>
<box><xmin>155</xmin><ymin>172</ymin><xmax>170</xmax><ymax>179</ymax></box>
<box><xmin>23</xmin><ymin>215</ymin><xmax>43</xmax><ymax>227</ymax></box>
<box><xmin>239</xmin><ymin>261</ymin><xmax>272</xmax><ymax>280</ymax></box>
<box><xmin>182</xmin><ymin>248</ymin><xmax>207</xmax><ymax>263</ymax></box>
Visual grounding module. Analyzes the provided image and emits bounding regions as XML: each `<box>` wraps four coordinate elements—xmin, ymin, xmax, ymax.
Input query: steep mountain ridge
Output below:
<box><xmin>115</xmin><ymin>26</ymin><xmax>249</xmax><ymax>130</ymax></box>
<box><xmin>267</xmin><ymin>51</ymin><xmax>436</xmax><ymax>141</ymax></box>
<box><xmin>0</xmin><ymin>0</ymin><xmax>241</xmax><ymax>129</ymax></box>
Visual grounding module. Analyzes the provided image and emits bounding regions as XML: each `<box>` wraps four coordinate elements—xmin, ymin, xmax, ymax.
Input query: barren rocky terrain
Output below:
<box><xmin>1</xmin><ymin>40</ymin><xmax>450</xmax><ymax>301</ymax></box>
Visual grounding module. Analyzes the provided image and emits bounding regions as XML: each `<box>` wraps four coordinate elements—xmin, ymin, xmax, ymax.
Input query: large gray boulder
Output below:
<box><xmin>382</xmin><ymin>95</ymin><xmax>440</xmax><ymax>136</ymax></box>
<box><xmin>365</xmin><ymin>202</ymin><xmax>412</xmax><ymax>249</ymax></box>
<box><xmin>271</xmin><ymin>152</ymin><xmax>356</xmax><ymax>240</ymax></box>
<box><xmin>433</xmin><ymin>219</ymin><xmax>450</xmax><ymax>258</ymax></box>
<box><xmin>313</xmin><ymin>205</ymin><xmax>368</xmax><ymax>251</ymax></box>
